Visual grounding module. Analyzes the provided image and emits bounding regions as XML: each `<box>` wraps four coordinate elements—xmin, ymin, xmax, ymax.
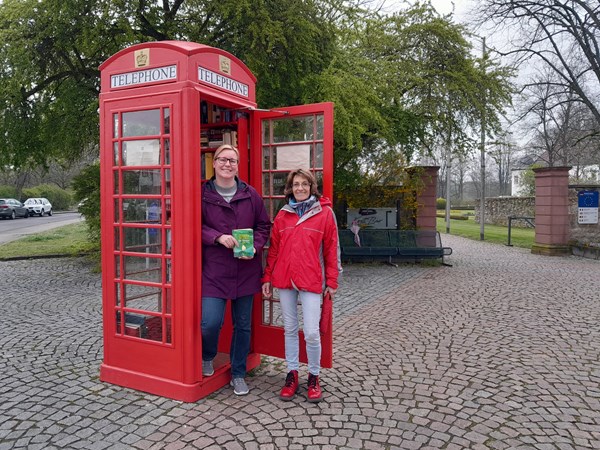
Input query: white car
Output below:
<box><xmin>24</xmin><ymin>197</ymin><xmax>53</xmax><ymax>216</ymax></box>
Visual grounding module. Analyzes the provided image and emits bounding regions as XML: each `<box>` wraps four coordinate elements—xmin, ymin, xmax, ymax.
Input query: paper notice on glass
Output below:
<box><xmin>275</xmin><ymin>144</ymin><xmax>310</xmax><ymax>170</ymax></box>
<box><xmin>123</xmin><ymin>139</ymin><xmax>160</xmax><ymax>166</ymax></box>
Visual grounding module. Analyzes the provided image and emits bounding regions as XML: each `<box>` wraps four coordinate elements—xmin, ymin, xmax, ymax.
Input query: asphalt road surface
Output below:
<box><xmin>0</xmin><ymin>211</ymin><xmax>84</xmax><ymax>245</ymax></box>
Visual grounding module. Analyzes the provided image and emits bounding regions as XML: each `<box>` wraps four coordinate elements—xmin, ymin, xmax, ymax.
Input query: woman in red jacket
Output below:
<box><xmin>262</xmin><ymin>169</ymin><xmax>340</xmax><ymax>403</ymax></box>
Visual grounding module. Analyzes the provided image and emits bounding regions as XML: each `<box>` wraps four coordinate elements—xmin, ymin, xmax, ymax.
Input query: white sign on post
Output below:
<box><xmin>347</xmin><ymin>208</ymin><xmax>397</xmax><ymax>229</ymax></box>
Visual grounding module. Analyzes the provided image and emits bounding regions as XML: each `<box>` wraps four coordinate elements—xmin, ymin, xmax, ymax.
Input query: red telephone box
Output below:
<box><xmin>98</xmin><ymin>41</ymin><xmax>334</xmax><ymax>402</ymax></box>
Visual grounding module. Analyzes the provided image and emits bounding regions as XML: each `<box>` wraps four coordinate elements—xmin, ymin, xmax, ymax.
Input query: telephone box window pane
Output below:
<box><xmin>113</xmin><ymin>171</ymin><xmax>119</xmax><ymax>195</ymax></box>
<box><xmin>123</xmin><ymin>139</ymin><xmax>160</xmax><ymax>166</ymax></box>
<box><xmin>272</xmin><ymin>117</ymin><xmax>314</xmax><ymax>143</ymax></box>
<box><xmin>118</xmin><ymin>312</ymin><xmax>147</xmax><ymax>338</ymax></box>
<box><xmin>165</xmin><ymin>288</ymin><xmax>172</xmax><ymax>313</ymax></box>
<box><xmin>315</xmin><ymin>171</ymin><xmax>323</xmax><ymax>193</ymax></box>
<box><xmin>115</xmin><ymin>256</ymin><xmax>121</xmax><ymax>278</ymax></box>
<box><xmin>164</xmin><ymin>169</ymin><xmax>171</xmax><ymax>195</ymax></box>
<box><xmin>166</xmin><ymin>258</ymin><xmax>172</xmax><ymax>282</ymax></box>
<box><xmin>115</xmin><ymin>283</ymin><xmax>121</xmax><ymax>306</ymax></box>
<box><xmin>274</xmin><ymin>144</ymin><xmax>310</xmax><ymax>170</ymax></box>
<box><xmin>262</xmin><ymin>121</ymin><xmax>270</xmax><ymax>144</ymax></box>
<box><xmin>165</xmin><ymin>229</ymin><xmax>172</xmax><ymax>254</ymax></box>
<box><xmin>165</xmin><ymin>317</ymin><xmax>172</xmax><ymax>344</ymax></box>
<box><xmin>165</xmin><ymin>199</ymin><xmax>172</xmax><ymax>224</ymax></box>
<box><xmin>262</xmin><ymin>146</ymin><xmax>270</xmax><ymax>170</ymax></box>
<box><xmin>144</xmin><ymin>316</ymin><xmax>164</xmax><ymax>342</ymax></box>
<box><xmin>262</xmin><ymin>173</ymin><xmax>271</xmax><ymax>196</ymax></box>
<box><xmin>123</xmin><ymin>227</ymin><xmax>162</xmax><ymax>254</ymax></box>
<box><xmin>113</xmin><ymin>113</ymin><xmax>119</xmax><ymax>138</ymax></box>
<box><xmin>114</xmin><ymin>199</ymin><xmax>120</xmax><ymax>222</ymax></box>
<box><xmin>163</xmin><ymin>108</ymin><xmax>170</xmax><ymax>134</ymax></box>
<box><xmin>122</xmin><ymin>169</ymin><xmax>161</xmax><ymax>195</ymax></box>
<box><xmin>123</xmin><ymin>256</ymin><xmax>161</xmax><ymax>283</ymax></box>
<box><xmin>113</xmin><ymin>142</ymin><xmax>119</xmax><ymax>166</ymax></box>
<box><xmin>164</xmin><ymin>139</ymin><xmax>170</xmax><ymax>165</ymax></box>
<box><xmin>313</xmin><ymin>143</ymin><xmax>323</xmax><ymax>168</ymax></box>
<box><xmin>114</xmin><ymin>227</ymin><xmax>120</xmax><ymax>250</ymax></box>
<box><xmin>122</xmin><ymin>109</ymin><xmax>161</xmax><ymax>137</ymax></box>
<box><xmin>316</xmin><ymin>114</ymin><xmax>324</xmax><ymax>140</ymax></box>
<box><xmin>124</xmin><ymin>284</ymin><xmax>162</xmax><ymax>312</ymax></box>
<box><xmin>122</xmin><ymin>199</ymin><xmax>162</xmax><ymax>223</ymax></box>
<box><xmin>272</xmin><ymin>172</ymin><xmax>287</xmax><ymax>196</ymax></box>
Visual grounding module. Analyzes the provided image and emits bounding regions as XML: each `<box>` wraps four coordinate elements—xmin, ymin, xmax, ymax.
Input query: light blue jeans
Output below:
<box><xmin>279</xmin><ymin>289</ymin><xmax>321</xmax><ymax>376</ymax></box>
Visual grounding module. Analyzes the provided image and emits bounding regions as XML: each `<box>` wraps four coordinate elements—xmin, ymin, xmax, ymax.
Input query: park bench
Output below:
<box><xmin>338</xmin><ymin>229</ymin><xmax>452</xmax><ymax>266</ymax></box>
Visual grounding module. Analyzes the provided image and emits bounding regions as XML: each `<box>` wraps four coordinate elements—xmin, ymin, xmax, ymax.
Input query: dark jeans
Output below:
<box><xmin>201</xmin><ymin>295</ymin><xmax>253</xmax><ymax>378</ymax></box>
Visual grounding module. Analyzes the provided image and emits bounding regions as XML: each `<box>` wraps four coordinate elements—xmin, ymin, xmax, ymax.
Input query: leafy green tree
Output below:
<box><xmin>0</xmin><ymin>0</ymin><xmax>340</xmax><ymax>169</ymax></box>
<box><xmin>304</xmin><ymin>2</ymin><xmax>514</xmax><ymax>197</ymax></box>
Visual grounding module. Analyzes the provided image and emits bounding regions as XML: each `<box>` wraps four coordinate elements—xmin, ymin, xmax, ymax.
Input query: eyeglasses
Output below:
<box><xmin>292</xmin><ymin>182</ymin><xmax>311</xmax><ymax>189</ymax></box>
<box><xmin>215</xmin><ymin>156</ymin><xmax>239</xmax><ymax>166</ymax></box>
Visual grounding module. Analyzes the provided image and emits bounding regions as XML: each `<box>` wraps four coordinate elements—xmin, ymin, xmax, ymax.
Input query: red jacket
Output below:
<box><xmin>263</xmin><ymin>197</ymin><xmax>340</xmax><ymax>294</ymax></box>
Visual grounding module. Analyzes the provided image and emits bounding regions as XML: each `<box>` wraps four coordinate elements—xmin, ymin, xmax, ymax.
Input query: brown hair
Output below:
<box><xmin>213</xmin><ymin>144</ymin><xmax>240</xmax><ymax>160</ymax></box>
<box><xmin>283</xmin><ymin>169</ymin><xmax>321</xmax><ymax>201</ymax></box>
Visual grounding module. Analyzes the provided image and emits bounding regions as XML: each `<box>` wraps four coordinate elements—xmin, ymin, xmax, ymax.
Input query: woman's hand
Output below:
<box><xmin>216</xmin><ymin>234</ymin><xmax>239</xmax><ymax>249</ymax></box>
<box><xmin>262</xmin><ymin>282</ymin><xmax>272</xmax><ymax>298</ymax></box>
<box><xmin>324</xmin><ymin>286</ymin><xmax>337</xmax><ymax>299</ymax></box>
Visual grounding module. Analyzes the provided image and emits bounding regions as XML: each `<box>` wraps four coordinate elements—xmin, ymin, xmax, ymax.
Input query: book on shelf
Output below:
<box><xmin>202</xmin><ymin>152</ymin><xmax>214</xmax><ymax>179</ymax></box>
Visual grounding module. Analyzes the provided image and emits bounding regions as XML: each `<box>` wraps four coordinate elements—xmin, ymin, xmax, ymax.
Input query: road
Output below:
<box><xmin>0</xmin><ymin>211</ymin><xmax>84</xmax><ymax>245</ymax></box>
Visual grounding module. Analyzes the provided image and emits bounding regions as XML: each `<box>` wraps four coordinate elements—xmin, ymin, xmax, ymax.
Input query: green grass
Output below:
<box><xmin>0</xmin><ymin>222</ymin><xmax>97</xmax><ymax>260</ymax></box>
<box><xmin>437</xmin><ymin>216</ymin><xmax>535</xmax><ymax>248</ymax></box>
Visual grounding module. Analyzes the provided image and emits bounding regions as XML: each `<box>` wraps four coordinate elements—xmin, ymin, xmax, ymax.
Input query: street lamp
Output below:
<box><xmin>466</xmin><ymin>31</ymin><xmax>488</xmax><ymax>241</ymax></box>
<box><xmin>479</xmin><ymin>36</ymin><xmax>486</xmax><ymax>241</ymax></box>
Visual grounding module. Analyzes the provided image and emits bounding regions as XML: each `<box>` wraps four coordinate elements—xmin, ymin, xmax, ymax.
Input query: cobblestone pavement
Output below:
<box><xmin>1</xmin><ymin>235</ymin><xmax>600</xmax><ymax>449</ymax></box>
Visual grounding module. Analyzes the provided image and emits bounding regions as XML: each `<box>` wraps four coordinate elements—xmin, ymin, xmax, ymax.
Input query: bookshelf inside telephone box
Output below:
<box><xmin>98</xmin><ymin>41</ymin><xmax>334</xmax><ymax>402</ymax></box>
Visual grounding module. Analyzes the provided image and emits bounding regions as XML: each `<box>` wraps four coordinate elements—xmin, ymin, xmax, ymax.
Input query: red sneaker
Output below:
<box><xmin>307</xmin><ymin>373</ymin><xmax>322</xmax><ymax>403</ymax></box>
<box><xmin>279</xmin><ymin>370</ymin><xmax>299</xmax><ymax>401</ymax></box>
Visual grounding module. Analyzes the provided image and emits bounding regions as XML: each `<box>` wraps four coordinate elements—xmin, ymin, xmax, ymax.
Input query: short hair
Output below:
<box><xmin>283</xmin><ymin>169</ymin><xmax>321</xmax><ymax>201</ymax></box>
<box><xmin>213</xmin><ymin>144</ymin><xmax>240</xmax><ymax>160</ymax></box>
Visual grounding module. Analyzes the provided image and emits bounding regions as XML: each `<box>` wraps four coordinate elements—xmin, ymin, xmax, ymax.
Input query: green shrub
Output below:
<box><xmin>436</xmin><ymin>197</ymin><xmax>446</xmax><ymax>210</ymax></box>
<box><xmin>0</xmin><ymin>185</ymin><xmax>17</xmax><ymax>198</ymax></box>
<box><xmin>71</xmin><ymin>162</ymin><xmax>100</xmax><ymax>244</ymax></box>
<box><xmin>22</xmin><ymin>184</ymin><xmax>73</xmax><ymax>210</ymax></box>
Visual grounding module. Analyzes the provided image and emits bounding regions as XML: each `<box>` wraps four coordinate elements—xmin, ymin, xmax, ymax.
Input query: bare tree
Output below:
<box><xmin>474</xmin><ymin>0</ymin><xmax>600</xmax><ymax>128</ymax></box>
<box><xmin>487</xmin><ymin>136</ymin><xmax>519</xmax><ymax>196</ymax></box>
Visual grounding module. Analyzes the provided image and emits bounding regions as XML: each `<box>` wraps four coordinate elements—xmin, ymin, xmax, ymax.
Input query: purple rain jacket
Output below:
<box><xmin>201</xmin><ymin>178</ymin><xmax>271</xmax><ymax>299</ymax></box>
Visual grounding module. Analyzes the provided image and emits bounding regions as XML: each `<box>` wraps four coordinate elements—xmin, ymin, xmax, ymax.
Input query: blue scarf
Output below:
<box><xmin>289</xmin><ymin>195</ymin><xmax>317</xmax><ymax>218</ymax></box>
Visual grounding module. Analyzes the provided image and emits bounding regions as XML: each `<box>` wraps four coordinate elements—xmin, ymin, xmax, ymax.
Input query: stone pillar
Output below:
<box><xmin>531</xmin><ymin>166</ymin><xmax>571</xmax><ymax>256</ymax></box>
<box><xmin>409</xmin><ymin>166</ymin><xmax>439</xmax><ymax>231</ymax></box>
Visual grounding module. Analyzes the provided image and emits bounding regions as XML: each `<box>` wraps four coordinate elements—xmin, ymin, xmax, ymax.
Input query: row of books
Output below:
<box><xmin>200</xmin><ymin>101</ymin><xmax>236</xmax><ymax>124</ymax></box>
<box><xmin>200</xmin><ymin>129</ymin><xmax>238</xmax><ymax>148</ymax></box>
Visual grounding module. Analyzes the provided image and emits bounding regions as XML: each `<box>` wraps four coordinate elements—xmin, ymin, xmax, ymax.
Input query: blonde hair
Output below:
<box><xmin>214</xmin><ymin>144</ymin><xmax>239</xmax><ymax>160</ymax></box>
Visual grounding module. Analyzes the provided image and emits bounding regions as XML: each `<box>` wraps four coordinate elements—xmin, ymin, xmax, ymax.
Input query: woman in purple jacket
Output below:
<box><xmin>201</xmin><ymin>144</ymin><xmax>271</xmax><ymax>396</ymax></box>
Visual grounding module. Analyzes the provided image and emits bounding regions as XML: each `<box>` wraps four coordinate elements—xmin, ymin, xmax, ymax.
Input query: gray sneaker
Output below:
<box><xmin>230</xmin><ymin>377</ymin><xmax>249</xmax><ymax>395</ymax></box>
<box><xmin>202</xmin><ymin>360</ymin><xmax>214</xmax><ymax>376</ymax></box>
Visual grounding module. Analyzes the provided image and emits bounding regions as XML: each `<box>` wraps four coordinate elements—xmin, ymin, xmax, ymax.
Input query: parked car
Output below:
<box><xmin>0</xmin><ymin>198</ymin><xmax>30</xmax><ymax>219</ymax></box>
<box><xmin>24</xmin><ymin>197</ymin><xmax>53</xmax><ymax>216</ymax></box>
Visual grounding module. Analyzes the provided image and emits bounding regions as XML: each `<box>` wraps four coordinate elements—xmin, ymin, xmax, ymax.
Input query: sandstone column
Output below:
<box><xmin>531</xmin><ymin>166</ymin><xmax>571</xmax><ymax>256</ymax></box>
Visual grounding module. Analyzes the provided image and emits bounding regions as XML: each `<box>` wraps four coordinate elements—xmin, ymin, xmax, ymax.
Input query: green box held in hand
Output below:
<box><xmin>232</xmin><ymin>228</ymin><xmax>254</xmax><ymax>258</ymax></box>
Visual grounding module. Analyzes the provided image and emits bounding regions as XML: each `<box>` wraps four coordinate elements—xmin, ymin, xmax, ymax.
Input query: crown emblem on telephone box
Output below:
<box><xmin>135</xmin><ymin>49</ymin><xmax>150</xmax><ymax>68</ymax></box>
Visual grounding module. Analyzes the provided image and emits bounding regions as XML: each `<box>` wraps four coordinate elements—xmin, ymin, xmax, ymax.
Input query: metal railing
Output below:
<box><xmin>506</xmin><ymin>216</ymin><xmax>535</xmax><ymax>246</ymax></box>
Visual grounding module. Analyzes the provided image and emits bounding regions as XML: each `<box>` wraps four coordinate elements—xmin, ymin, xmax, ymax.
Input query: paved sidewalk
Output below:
<box><xmin>1</xmin><ymin>235</ymin><xmax>600</xmax><ymax>449</ymax></box>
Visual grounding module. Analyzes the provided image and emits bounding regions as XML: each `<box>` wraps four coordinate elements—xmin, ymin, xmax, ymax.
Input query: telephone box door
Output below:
<box><xmin>250</xmin><ymin>102</ymin><xmax>335</xmax><ymax>368</ymax></box>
